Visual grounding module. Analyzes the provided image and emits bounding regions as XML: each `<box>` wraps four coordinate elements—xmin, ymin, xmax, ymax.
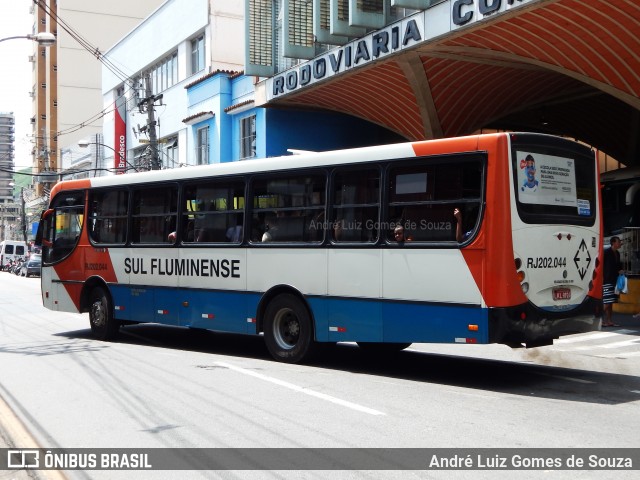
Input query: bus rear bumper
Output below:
<box><xmin>488</xmin><ymin>297</ymin><xmax>601</xmax><ymax>348</ymax></box>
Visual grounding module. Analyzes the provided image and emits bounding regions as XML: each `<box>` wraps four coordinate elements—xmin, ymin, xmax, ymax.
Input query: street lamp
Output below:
<box><xmin>78</xmin><ymin>139</ymin><xmax>137</xmax><ymax>173</ymax></box>
<box><xmin>0</xmin><ymin>32</ymin><xmax>56</xmax><ymax>47</ymax></box>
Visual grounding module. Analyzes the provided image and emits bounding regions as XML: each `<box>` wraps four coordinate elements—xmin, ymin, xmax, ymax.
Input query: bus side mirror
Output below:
<box><xmin>35</xmin><ymin>209</ymin><xmax>54</xmax><ymax>247</ymax></box>
<box><xmin>42</xmin><ymin>209</ymin><xmax>54</xmax><ymax>221</ymax></box>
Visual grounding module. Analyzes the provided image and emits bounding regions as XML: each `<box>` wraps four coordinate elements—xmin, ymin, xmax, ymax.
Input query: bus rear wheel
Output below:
<box><xmin>89</xmin><ymin>286</ymin><xmax>119</xmax><ymax>341</ymax></box>
<box><xmin>264</xmin><ymin>294</ymin><xmax>316</xmax><ymax>363</ymax></box>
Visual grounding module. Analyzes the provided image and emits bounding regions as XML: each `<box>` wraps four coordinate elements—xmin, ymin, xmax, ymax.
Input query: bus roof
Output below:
<box><xmin>49</xmin><ymin>132</ymin><xmax>568</xmax><ymax>197</ymax></box>
<box><xmin>48</xmin><ymin>134</ymin><xmax>493</xmax><ymax>196</ymax></box>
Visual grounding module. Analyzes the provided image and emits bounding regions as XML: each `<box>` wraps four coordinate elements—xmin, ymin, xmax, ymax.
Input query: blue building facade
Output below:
<box><xmin>184</xmin><ymin>70</ymin><xmax>403</xmax><ymax>164</ymax></box>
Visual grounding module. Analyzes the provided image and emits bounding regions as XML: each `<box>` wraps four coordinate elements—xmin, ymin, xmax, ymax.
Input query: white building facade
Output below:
<box><xmin>33</xmin><ymin>0</ymin><xmax>164</xmax><ymax>193</ymax></box>
<box><xmin>99</xmin><ymin>0</ymin><xmax>244</xmax><ymax>172</ymax></box>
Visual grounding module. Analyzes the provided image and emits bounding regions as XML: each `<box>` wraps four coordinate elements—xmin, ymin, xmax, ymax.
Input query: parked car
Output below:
<box><xmin>21</xmin><ymin>256</ymin><xmax>41</xmax><ymax>277</ymax></box>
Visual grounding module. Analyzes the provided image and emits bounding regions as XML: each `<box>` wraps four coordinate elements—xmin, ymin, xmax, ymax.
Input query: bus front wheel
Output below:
<box><xmin>264</xmin><ymin>294</ymin><xmax>316</xmax><ymax>363</ymax></box>
<box><xmin>89</xmin><ymin>286</ymin><xmax>119</xmax><ymax>341</ymax></box>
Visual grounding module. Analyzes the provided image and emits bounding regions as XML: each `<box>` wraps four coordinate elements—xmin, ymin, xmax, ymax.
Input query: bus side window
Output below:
<box><xmin>250</xmin><ymin>173</ymin><xmax>326</xmax><ymax>243</ymax></box>
<box><xmin>182</xmin><ymin>180</ymin><xmax>245</xmax><ymax>244</ymax></box>
<box><xmin>89</xmin><ymin>190</ymin><xmax>128</xmax><ymax>245</ymax></box>
<box><xmin>132</xmin><ymin>186</ymin><xmax>178</xmax><ymax>245</ymax></box>
<box><xmin>332</xmin><ymin>167</ymin><xmax>380</xmax><ymax>243</ymax></box>
<box><xmin>388</xmin><ymin>158</ymin><xmax>482</xmax><ymax>243</ymax></box>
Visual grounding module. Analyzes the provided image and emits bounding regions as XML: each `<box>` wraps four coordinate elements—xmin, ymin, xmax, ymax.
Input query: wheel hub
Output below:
<box><xmin>91</xmin><ymin>300</ymin><xmax>105</xmax><ymax>327</ymax></box>
<box><xmin>274</xmin><ymin>309</ymin><xmax>300</xmax><ymax>349</ymax></box>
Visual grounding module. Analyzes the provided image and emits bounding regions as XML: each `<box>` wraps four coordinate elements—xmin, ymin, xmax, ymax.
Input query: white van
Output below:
<box><xmin>0</xmin><ymin>240</ymin><xmax>28</xmax><ymax>267</ymax></box>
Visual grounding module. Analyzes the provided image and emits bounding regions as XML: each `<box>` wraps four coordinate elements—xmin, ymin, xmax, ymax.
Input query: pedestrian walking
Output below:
<box><xmin>602</xmin><ymin>236</ymin><xmax>623</xmax><ymax>327</ymax></box>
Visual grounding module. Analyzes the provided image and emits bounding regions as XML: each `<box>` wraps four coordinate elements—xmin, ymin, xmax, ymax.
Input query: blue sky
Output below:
<box><xmin>0</xmin><ymin>0</ymin><xmax>36</xmax><ymax>170</ymax></box>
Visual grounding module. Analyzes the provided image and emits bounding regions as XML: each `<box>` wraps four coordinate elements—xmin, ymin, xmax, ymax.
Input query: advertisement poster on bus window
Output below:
<box><xmin>516</xmin><ymin>151</ymin><xmax>578</xmax><ymax>208</ymax></box>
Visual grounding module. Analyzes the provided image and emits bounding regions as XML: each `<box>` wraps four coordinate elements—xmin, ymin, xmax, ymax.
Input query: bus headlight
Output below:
<box><xmin>521</xmin><ymin>282</ymin><xmax>529</xmax><ymax>294</ymax></box>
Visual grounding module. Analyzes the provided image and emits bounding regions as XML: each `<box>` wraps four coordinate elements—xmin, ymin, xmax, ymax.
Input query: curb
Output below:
<box><xmin>0</xmin><ymin>394</ymin><xmax>67</xmax><ymax>480</ymax></box>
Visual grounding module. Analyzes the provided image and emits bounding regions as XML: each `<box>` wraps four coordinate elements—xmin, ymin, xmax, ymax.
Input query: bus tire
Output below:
<box><xmin>264</xmin><ymin>294</ymin><xmax>317</xmax><ymax>363</ymax></box>
<box><xmin>89</xmin><ymin>286</ymin><xmax>119</xmax><ymax>341</ymax></box>
<box><xmin>357</xmin><ymin>342</ymin><xmax>412</xmax><ymax>355</ymax></box>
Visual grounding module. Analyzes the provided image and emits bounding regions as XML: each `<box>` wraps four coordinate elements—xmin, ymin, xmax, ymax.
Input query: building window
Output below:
<box><xmin>136</xmin><ymin>51</ymin><xmax>178</xmax><ymax>96</ymax></box>
<box><xmin>163</xmin><ymin>137</ymin><xmax>178</xmax><ymax>168</ymax></box>
<box><xmin>191</xmin><ymin>34</ymin><xmax>205</xmax><ymax>74</ymax></box>
<box><xmin>196</xmin><ymin>126</ymin><xmax>209</xmax><ymax>165</ymax></box>
<box><xmin>41</xmin><ymin>83</ymin><xmax>46</xmax><ymax>89</ymax></box>
<box><xmin>240</xmin><ymin>115</ymin><xmax>256</xmax><ymax>160</ymax></box>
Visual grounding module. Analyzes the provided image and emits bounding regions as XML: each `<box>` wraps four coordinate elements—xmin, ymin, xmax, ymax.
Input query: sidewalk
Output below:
<box><xmin>609</xmin><ymin>311</ymin><xmax>640</xmax><ymax>329</ymax></box>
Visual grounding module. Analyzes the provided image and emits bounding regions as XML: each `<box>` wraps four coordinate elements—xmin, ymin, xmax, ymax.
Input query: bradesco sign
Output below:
<box><xmin>266</xmin><ymin>0</ymin><xmax>535</xmax><ymax>101</ymax></box>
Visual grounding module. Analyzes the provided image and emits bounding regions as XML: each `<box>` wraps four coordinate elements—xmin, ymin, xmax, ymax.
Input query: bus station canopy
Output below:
<box><xmin>258</xmin><ymin>0</ymin><xmax>640</xmax><ymax>166</ymax></box>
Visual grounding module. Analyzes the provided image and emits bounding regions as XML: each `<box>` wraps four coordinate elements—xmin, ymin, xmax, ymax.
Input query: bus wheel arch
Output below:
<box><xmin>258</xmin><ymin>287</ymin><xmax>317</xmax><ymax>363</ymax></box>
<box><xmin>80</xmin><ymin>277</ymin><xmax>109</xmax><ymax>313</ymax></box>
<box><xmin>256</xmin><ymin>285</ymin><xmax>310</xmax><ymax>332</ymax></box>
<box><xmin>82</xmin><ymin>279</ymin><xmax>120</xmax><ymax>341</ymax></box>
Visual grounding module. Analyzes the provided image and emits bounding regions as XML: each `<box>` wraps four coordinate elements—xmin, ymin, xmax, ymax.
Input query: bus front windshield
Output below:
<box><xmin>43</xmin><ymin>190</ymin><xmax>85</xmax><ymax>264</ymax></box>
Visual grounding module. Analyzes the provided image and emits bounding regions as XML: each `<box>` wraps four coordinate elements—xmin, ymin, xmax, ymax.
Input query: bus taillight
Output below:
<box><xmin>515</xmin><ymin>257</ymin><xmax>528</xmax><ymax>293</ymax></box>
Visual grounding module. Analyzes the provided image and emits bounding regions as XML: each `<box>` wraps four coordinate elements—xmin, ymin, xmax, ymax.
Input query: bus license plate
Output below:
<box><xmin>553</xmin><ymin>288</ymin><xmax>571</xmax><ymax>300</ymax></box>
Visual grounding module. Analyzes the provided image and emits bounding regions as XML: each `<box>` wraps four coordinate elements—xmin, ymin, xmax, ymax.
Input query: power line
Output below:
<box><xmin>32</xmin><ymin>0</ymin><xmax>132</xmax><ymax>83</ymax></box>
<box><xmin>31</xmin><ymin>1</ymin><xmax>141</xmax><ymax>138</ymax></box>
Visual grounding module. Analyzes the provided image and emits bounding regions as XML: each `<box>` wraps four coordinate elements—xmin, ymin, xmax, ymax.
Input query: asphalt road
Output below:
<box><xmin>0</xmin><ymin>272</ymin><xmax>639</xmax><ymax>480</ymax></box>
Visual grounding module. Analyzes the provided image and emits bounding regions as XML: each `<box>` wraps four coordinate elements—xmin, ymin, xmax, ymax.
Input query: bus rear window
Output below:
<box><xmin>511</xmin><ymin>137</ymin><xmax>596</xmax><ymax>226</ymax></box>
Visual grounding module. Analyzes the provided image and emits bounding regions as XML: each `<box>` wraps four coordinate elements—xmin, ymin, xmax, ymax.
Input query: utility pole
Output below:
<box><xmin>20</xmin><ymin>187</ymin><xmax>27</xmax><ymax>244</ymax></box>
<box><xmin>143</xmin><ymin>74</ymin><xmax>161</xmax><ymax>170</ymax></box>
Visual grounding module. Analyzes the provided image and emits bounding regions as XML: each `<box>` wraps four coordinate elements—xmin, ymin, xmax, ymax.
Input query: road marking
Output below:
<box><xmin>533</xmin><ymin>372</ymin><xmax>595</xmax><ymax>384</ymax></box>
<box><xmin>216</xmin><ymin>361</ymin><xmax>385</xmax><ymax>416</ymax></box>
<box><xmin>595</xmin><ymin>351</ymin><xmax>640</xmax><ymax>359</ymax></box>
<box><xmin>599</xmin><ymin>338</ymin><xmax>640</xmax><ymax>349</ymax></box>
<box><xmin>559</xmin><ymin>337</ymin><xmax>640</xmax><ymax>352</ymax></box>
<box><xmin>555</xmin><ymin>330</ymin><xmax>634</xmax><ymax>344</ymax></box>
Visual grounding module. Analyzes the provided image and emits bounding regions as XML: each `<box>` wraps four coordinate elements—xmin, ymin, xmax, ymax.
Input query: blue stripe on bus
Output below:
<box><xmin>109</xmin><ymin>285</ymin><xmax>489</xmax><ymax>344</ymax></box>
<box><xmin>313</xmin><ymin>297</ymin><xmax>488</xmax><ymax>343</ymax></box>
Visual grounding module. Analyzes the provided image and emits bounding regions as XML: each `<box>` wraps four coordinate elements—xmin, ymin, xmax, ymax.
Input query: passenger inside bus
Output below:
<box><xmin>454</xmin><ymin>207</ymin><xmax>472</xmax><ymax>242</ymax></box>
<box><xmin>394</xmin><ymin>225</ymin><xmax>412</xmax><ymax>243</ymax></box>
<box><xmin>262</xmin><ymin>215</ymin><xmax>278</xmax><ymax>242</ymax></box>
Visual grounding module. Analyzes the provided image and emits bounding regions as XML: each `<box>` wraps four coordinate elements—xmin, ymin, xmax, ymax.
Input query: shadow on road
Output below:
<box><xmin>54</xmin><ymin>324</ymin><xmax>640</xmax><ymax>407</ymax></box>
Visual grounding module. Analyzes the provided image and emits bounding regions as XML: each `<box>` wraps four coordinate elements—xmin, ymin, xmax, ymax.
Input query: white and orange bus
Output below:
<box><xmin>37</xmin><ymin>132</ymin><xmax>602</xmax><ymax>363</ymax></box>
